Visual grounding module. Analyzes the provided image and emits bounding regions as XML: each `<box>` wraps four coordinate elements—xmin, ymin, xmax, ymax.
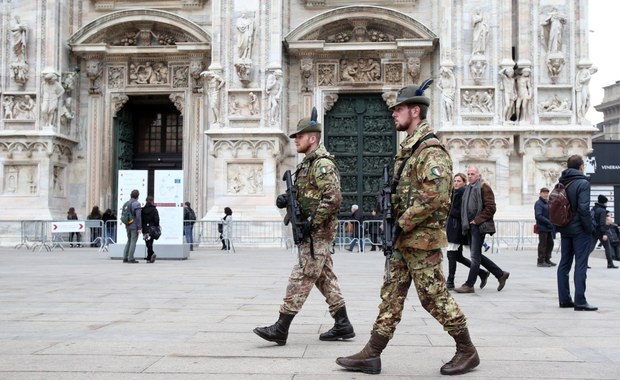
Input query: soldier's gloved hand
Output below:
<box><xmin>276</xmin><ymin>194</ymin><xmax>289</xmax><ymax>209</ymax></box>
<box><xmin>302</xmin><ymin>221</ymin><xmax>313</xmax><ymax>237</ymax></box>
<box><xmin>392</xmin><ymin>224</ymin><xmax>403</xmax><ymax>241</ymax></box>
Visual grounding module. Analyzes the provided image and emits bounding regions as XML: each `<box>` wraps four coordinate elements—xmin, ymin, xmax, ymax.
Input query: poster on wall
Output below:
<box><xmin>116</xmin><ymin>170</ymin><xmax>148</xmax><ymax>245</ymax></box>
<box><xmin>154</xmin><ymin>170</ymin><xmax>184</xmax><ymax>244</ymax></box>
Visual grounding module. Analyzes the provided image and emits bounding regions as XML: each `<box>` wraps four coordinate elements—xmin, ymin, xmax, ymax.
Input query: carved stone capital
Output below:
<box><xmin>324</xmin><ymin>94</ymin><xmax>339</xmax><ymax>111</ymax></box>
<box><xmin>169</xmin><ymin>93</ymin><xmax>185</xmax><ymax>115</ymax></box>
<box><xmin>111</xmin><ymin>93</ymin><xmax>129</xmax><ymax>117</ymax></box>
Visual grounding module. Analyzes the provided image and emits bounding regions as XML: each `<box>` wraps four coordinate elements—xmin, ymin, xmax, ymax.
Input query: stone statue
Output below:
<box><xmin>11</xmin><ymin>16</ymin><xmax>27</xmax><ymax>62</ymax></box>
<box><xmin>234</xmin><ymin>61</ymin><xmax>252</xmax><ymax>84</ymax></box>
<box><xmin>10</xmin><ymin>62</ymin><xmax>29</xmax><ymax>86</ymax></box>
<box><xmin>499</xmin><ymin>67</ymin><xmax>517</xmax><ymax>121</ymax></box>
<box><xmin>86</xmin><ymin>59</ymin><xmax>103</xmax><ymax>93</ymax></box>
<box><xmin>3</xmin><ymin>96</ymin><xmax>15</xmax><ymax>119</ymax></box>
<box><xmin>437</xmin><ymin>66</ymin><xmax>456</xmax><ymax>122</ymax></box>
<box><xmin>541</xmin><ymin>8</ymin><xmax>567</xmax><ymax>54</ymax></box>
<box><xmin>472</xmin><ymin>10</ymin><xmax>489</xmax><ymax>56</ymax></box>
<box><xmin>200</xmin><ymin>70</ymin><xmax>225</xmax><ymax>124</ymax></box>
<box><xmin>15</xmin><ymin>95</ymin><xmax>35</xmax><ymax>120</ymax></box>
<box><xmin>266</xmin><ymin>69</ymin><xmax>282</xmax><ymax>126</ymax></box>
<box><xmin>248</xmin><ymin>92</ymin><xmax>259</xmax><ymax>115</ymax></box>
<box><xmin>41</xmin><ymin>72</ymin><xmax>65</xmax><ymax>127</ymax></box>
<box><xmin>407</xmin><ymin>57</ymin><xmax>421</xmax><ymax>83</ymax></box>
<box><xmin>60</xmin><ymin>97</ymin><xmax>75</xmax><ymax>127</ymax></box>
<box><xmin>468</xmin><ymin>57</ymin><xmax>486</xmax><ymax>83</ymax></box>
<box><xmin>515</xmin><ymin>68</ymin><xmax>532</xmax><ymax>122</ymax></box>
<box><xmin>229</xmin><ymin>95</ymin><xmax>241</xmax><ymax>115</ymax></box>
<box><xmin>575</xmin><ymin>65</ymin><xmax>598</xmax><ymax>121</ymax></box>
<box><xmin>236</xmin><ymin>14</ymin><xmax>254</xmax><ymax>60</ymax></box>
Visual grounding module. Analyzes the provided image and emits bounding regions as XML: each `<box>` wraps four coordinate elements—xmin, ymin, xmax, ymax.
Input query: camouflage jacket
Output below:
<box><xmin>392</xmin><ymin>121</ymin><xmax>453</xmax><ymax>250</ymax></box>
<box><xmin>294</xmin><ymin>144</ymin><xmax>342</xmax><ymax>241</ymax></box>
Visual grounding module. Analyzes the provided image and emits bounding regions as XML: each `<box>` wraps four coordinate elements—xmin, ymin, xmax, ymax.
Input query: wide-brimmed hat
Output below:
<box><xmin>389</xmin><ymin>79</ymin><xmax>433</xmax><ymax>110</ymax></box>
<box><xmin>289</xmin><ymin>107</ymin><xmax>321</xmax><ymax>138</ymax></box>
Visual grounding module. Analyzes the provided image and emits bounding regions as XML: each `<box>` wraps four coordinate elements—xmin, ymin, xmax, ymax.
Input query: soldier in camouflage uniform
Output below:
<box><xmin>336</xmin><ymin>83</ymin><xmax>480</xmax><ymax>376</ymax></box>
<box><xmin>253</xmin><ymin>109</ymin><xmax>355</xmax><ymax>346</ymax></box>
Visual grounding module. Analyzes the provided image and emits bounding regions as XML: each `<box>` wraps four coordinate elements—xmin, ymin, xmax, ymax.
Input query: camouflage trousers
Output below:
<box><xmin>373</xmin><ymin>247</ymin><xmax>467</xmax><ymax>339</ymax></box>
<box><xmin>280</xmin><ymin>239</ymin><xmax>345</xmax><ymax>316</ymax></box>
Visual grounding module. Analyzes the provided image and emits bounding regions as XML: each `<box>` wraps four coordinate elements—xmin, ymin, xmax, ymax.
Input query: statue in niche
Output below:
<box><xmin>515</xmin><ymin>67</ymin><xmax>532</xmax><ymax>122</ymax></box>
<box><xmin>200</xmin><ymin>70</ymin><xmax>225</xmax><ymax>125</ymax></box>
<box><xmin>189</xmin><ymin>61</ymin><xmax>203</xmax><ymax>91</ymax></box>
<box><xmin>41</xmin><ymin>72</ymin><xmax>65</xmax><ymax>127</ymax></box>
<box><xmin>174</xmin><ymin>66</ymin><xmax>190</xmax><ymax>89</ymax></box>
<box><xmin>6</xmin><ymin>166</ymin><xmax>17</xmax><ymax>193</ymax></box>
<box><xmin>248</xmin><ymin>92</ymin><xmax>259</xmax><ymax>115</ymax></box>
<box><xmin>301</xmin><ymin>59</ymin><xmax>313</xmax><ymax>90</ymax></box>
<box><xmin>236</xmin><ymin>14</ymin><xmax>254</xmax><ymax>60</ymax></box>
<box><xmin>541</xmin><ymin>8</ymin><xmax>567</xmax><ymax>54</ymax></box>
<box><xmin>407</xmin><ymin>57</ymin><xmax>421</xmax><ymax>83</ymax></box>
<box><xmin>472</xmin><ymin>9</ymin><xmax>489</xmax><ymax>56</ymax></box>
<box><xmin>53</xmin><ymin>166</ymin><xmax>63</xmax><ymax>192</ymax></box>
<box><xmin>15</xmin><ymin>95</ymin><xmax>35</xmax><ymax>120</ymax></box>
<box><xmin>11</xmin><ymin>16</ymin><xmax>27</xmax><ymax>62</ymax></box>
<box><xmin>575</xmin><ymin>65</ymin><xmax>598</xmax><ymax>121</ymax></box>
<box><xmin>499</xmin><ymin>67</ymin><xmax>517</xmax><ymax>121</ymax></box>
<box><xmin>437</xmin><ymin>66</ymin><xmax>456</xmax><ymax>122</ymax></box>
<box><xmin>3</xmin><ymin>96</ymin><xmax>15</xmax><ymax>119</ymax></box>
<box><xmin>266</xmin><ymin>69</ymin><xmax>282</xmax><ymax>126</ymax></box>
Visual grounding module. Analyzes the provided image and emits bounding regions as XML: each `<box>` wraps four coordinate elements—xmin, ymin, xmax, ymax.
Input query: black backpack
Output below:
<box><xmin>548</xmin><ymin>180</ymin><xmax>574</xmax><ymax>227</ymax></box>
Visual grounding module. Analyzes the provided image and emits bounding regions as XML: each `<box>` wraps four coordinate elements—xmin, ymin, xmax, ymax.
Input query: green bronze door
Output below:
<box><xmin>324</xmin><ymin>94</ymin><xmax>396</xmax><ymax>216</ymax></box>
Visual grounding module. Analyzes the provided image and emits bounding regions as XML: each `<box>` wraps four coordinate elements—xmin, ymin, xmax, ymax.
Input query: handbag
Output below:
<box><xmin>533</xmin><ymin>224</ymin><xmax>539</xmax><ymax>234</ymax></box>
<box><xmin>478</xmin><ymin>220</ymin><xmax>496</xmax><ymax>235</ymax></box>
<box><xmin>149</xmin><ymin>225</ymin><xmax>162</xmax><ymax>240</ymax></box>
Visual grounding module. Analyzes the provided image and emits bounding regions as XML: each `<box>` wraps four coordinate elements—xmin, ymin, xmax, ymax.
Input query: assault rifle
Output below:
<box><xmin>282</xmin><ymin>170</ymin><xmax>305</xmax><ymax>246</ymax></box>
<box><xmin>380</xmin><ymin>163</ymin><xmax>395</xmax><ymax>284</ymax></box>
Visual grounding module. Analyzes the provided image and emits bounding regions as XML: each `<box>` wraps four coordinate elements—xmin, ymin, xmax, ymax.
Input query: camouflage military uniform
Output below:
<box><xmin>372</xmin><ymin>121</ymin><xmax>467</xmax><ymax>339</ymax></box>
<box><xmin>280</xmin><ymin>144</ymin><xmax>346</xmax><ymax>316</ymax></box>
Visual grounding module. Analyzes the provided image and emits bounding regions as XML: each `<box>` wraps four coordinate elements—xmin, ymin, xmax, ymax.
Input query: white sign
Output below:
<box><xmin>51</xmin><ymin>221</ymin><xmax>85</xmax><ymax>233</ymax></box>
<box><xmin>154</xmin><ymin>170</ymin><xmax>184</xmax><ymax>244</ymax></box>
<box><xmin>117</xmin><ymin>170</ymin><xmax>148</xmax><ymax>245</ymax></box>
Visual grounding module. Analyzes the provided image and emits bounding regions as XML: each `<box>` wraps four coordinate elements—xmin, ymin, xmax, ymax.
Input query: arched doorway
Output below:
<box><xmin>113</xmin><ymin>95</ymin><xmax>183</xmax><ymax>203</ymax></box>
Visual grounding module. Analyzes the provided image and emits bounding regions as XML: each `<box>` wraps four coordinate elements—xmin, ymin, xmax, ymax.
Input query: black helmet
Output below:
<box><xmin>289</xmin><ymin>107</ymin><xmax>322</xmax><ymax>138</ymax></box>
<box><xmin>389</xmin><ymin>79</ymin><xmax>433</xmax><ymax>110</ymax></box>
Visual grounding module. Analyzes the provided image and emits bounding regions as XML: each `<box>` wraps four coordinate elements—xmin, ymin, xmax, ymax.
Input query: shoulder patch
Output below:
<box><xmin>319</xmin><ymin>166</ymin><xmax>331</xmax><ymax>174</ymax></box>
<box><xmin>431</xmin><ymin>166</ymin><xmax>444</xmax><ymax>176</ymax></box>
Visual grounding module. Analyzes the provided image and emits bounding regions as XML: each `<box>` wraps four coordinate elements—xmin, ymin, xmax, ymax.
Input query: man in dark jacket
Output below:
<box><xmin>556</xmin><ymin>155</ymin><xmax>597</xmax><ymax>311</ymax></box>
<box><xmin>346</xmin><ymin>204</ymin><xmax>364</xmax><ymax>252</ymax></box>
<box><xmin>590</xmin><ymin>195</ymin><xmax>618</xmax><ymax>268</ymax></box>
<box><xmin>535</xmin><ymin>187</ymin><xmax>556</xmax><ymax>267</ymax></box>
<box><xmin>142</xmin><ymin>195</ymin><xmax>160</xmax><ymax>263</ymax></box>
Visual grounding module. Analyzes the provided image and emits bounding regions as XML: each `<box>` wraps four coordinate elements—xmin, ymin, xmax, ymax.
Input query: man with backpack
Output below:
<box><xmin>121</xmin><ymin>189</ymin><xmax>141</xmax><ymax>263</ymax></box>
<box><xmin>590</xmin><ymin>195</ymin><xmax>618</xmax><ymax>269</ymax></box>
<box><xmin>555</xmin><ymin>155</ymin><xmax>597</xmax><ymax>311</ymax></box>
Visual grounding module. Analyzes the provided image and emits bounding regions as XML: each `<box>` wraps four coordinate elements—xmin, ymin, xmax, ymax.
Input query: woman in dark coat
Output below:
<box><xmin>445</xmin><ymin>173</ymin><xmax>489</xmax><ymax>289</ymax></box>
<box><xmin>141</xmin><ymin>196</ymin><xmax>160</xmax><ymax>263</ymax></box>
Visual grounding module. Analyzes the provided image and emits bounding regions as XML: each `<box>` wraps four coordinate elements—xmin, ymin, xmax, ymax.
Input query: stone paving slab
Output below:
<box><xmin>0</xmin><ymin>245</ymin><xmax>619</xmax><ymax>379</ymax></box>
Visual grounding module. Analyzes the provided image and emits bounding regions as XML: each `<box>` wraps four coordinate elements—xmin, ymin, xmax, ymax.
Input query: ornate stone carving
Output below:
<box><xmin>385</xmin><ymin>63</ymin><xmax>402</xmax><ymax>85</ymax></box>
<box><xmin>498</xmin><ymin>66</ymin><xmax>517</xmax><ymax>121</ymax></box>
<box><xmin>339</xmin><ymin>58</ymin><xmax>381</xmax><ymax>82</ymax></box>
<box><xmin>169</xmin><ymin>93</ymin><xmax>184</xmax><ymax>116</ymax></box>
<box><xmin>469</xmin><ymin>56</ymin><xmax>486</xmax><ymax>84</ymax></box>
<box><xmin>575</xmin><ymin>64</ymin><xmax>597</xmax><ymax>122</ymax></box>
<box><xmin>318</xmin><ymin>64</ymin><xmax>336</xmax><ymax>86</ymax></box>
<box><xmin>41</xmin><ymin>72</ymin><xmax>65</xmax><ymax>128</ymax></box>
<box><xmin>266</xmin><ymin>69</ymin><xmax>282</xmax><ymax>127</ymax></box>
<box><xmin>53</xmin><ymin>165</ymin><xmax>65</xmax><ymax>195</ymax></box>
<box><xmin>541</xmin><ymin>8</ymin><xmax>567</xmax><ymax>54</ymax></box>
<box><xmin>301</xmin><ymin>58</ymin><xmax>313</xmax><ymax>91</ymax></box>
<box><xmin>11</xmin><ymin>16</ymin><xmax>28</xmax><ymax>62</ymax></box>
<box><xmin>62</xmin><ymin>72</ymin><xmax>78</xmax><ymax>92</ymax></box>
<box><xmin>111</xmin><ymin>93</ymin><xmax>129</xmax><ymax>117</ymax></box>
<box><xmin>407</xmin><ymin>57</ymin><xmax>421</xmax><ymax>83</ymax></box>
<box><xmin>111</xmin><ymin>25</ymin><xmax>178</xmax><ymax>46</ymax></box>
<box><xmin>60</xmin><ymin>97</ymin><xmax>75</xmax><ymax>128</ymax></box>
<box><xmin>546</xmin><ymin>54</ymin><xmax>565</xmax><ymax>83</ymax></box>
<box><xmin>437</xmin><ymin>65</ymin><xmax>456</xmax><ymax>122</ymax></box>
<box><xmin>324</xmin><ymin>94</ymin><xmax>339</xmax><ymax>111</ymax></box>
<box><xmin>227</xmin><ymin>163</ymin><xmax>263</xmax><ymax>195</ymax></box>
<box><xmin>3</xmin><ymin>165</ymin><xmax>38</xmax><ymax>195</ymax></box>
<box><xmin>382</xmin><ymin>91</ymin><xmax>397</xmax><ymax>108</ymax></box>
<box><xmin>249</xmin><ymin>92</ymin><xmax>259</xmax><ymax>116</ymax></box>
<box><xmin>108</xmin><ymin>66</ymin><xmax>125</xmax><ymax>89</ymax></box>
<box><xmin>173</xmin><ymin>65</ymin><xmax>190</xmax><ymax>89</ymax></box>
<box><xmin>200</xmin><ymin>70</ymin><xmax>225</xmax><ymax>125</ymax></box>
<box><xmin>86</xmin><ymin>59</ymin><xmax>103</xmax><ymax>94</ymax></box>
<box><xmin>236</xmin><ymin>14</ymin><xmax>255</xmax><ymax>60</ymax></box>
<box><xmin>10</xmin><ymin>62</ymin><xmax>29</xmax><ymax>87</ymax></box>
<box><xmin>234</xmin><ymin>60</ymin><xmax>252</xmax><ymax>85</ymax></box>
<box><xmin>461</xmin><ymin>89</ymin><xmax>494</xmax><ymax>113</ymax></box>
<box><xmin>128</xmin><ymin>62</ymin><xmax>169</xmax><ymax>85</ymax></box>
<box><xmin>472</xmin><ymin>9</ymin><xmax>489</xmax><ymax>56</ymax></box>
<box><xmin>538</xmin><ymin>94</ymin><xmax>571</xmax><ymax>113</ymax></box>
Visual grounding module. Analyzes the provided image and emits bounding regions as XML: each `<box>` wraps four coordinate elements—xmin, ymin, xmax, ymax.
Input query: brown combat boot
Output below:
<box><xmin>319</xmin><ymin>306</ymin><xmax>356</xmax><ymax>341</ymax></box>
<box><xmin>253</xmin><ymin>313</ymin><xmax>295</xmax><ymax>346</ymax></box>
<box><xmin>440</xmin><ymin>328</ymin><xmax>480</xmax><ymax>375</ymax></box>
<box><xmin>335</xmin><ymin>331</ymin><xmax>390</xmax><ymax>374</ymax></box>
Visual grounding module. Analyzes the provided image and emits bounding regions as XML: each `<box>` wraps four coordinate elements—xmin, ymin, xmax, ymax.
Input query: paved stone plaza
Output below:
<box><xmin>0</xmin><ymin>245</ymin><xmax>618</xmax><ymax>379</ymax></box>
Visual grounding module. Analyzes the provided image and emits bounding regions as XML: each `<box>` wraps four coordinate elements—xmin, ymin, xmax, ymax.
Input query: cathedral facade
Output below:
<box><xmin>0</xmin><ymin>0</ymin><xmax>596</xmax><ymax>223</ymax></box>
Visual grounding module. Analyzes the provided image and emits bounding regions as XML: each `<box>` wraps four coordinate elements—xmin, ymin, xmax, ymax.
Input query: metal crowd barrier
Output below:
<box><xmin>0</xmin><ymin>218</ymin><xmax>548</xmax><ymax>251</ymax></box>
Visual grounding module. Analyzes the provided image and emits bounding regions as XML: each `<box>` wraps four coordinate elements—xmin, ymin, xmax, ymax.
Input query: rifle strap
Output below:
<box><xmin>391</xmin><ymin>133</ymin><xmax>438</xmax><ymax>192</ymax></box>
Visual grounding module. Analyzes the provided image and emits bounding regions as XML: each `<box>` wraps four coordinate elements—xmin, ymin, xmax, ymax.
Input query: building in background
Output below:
<box><xmin>0</xmin><ymin>1</ymin><xmax>598</xmax><ymax>229</ymax></box>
